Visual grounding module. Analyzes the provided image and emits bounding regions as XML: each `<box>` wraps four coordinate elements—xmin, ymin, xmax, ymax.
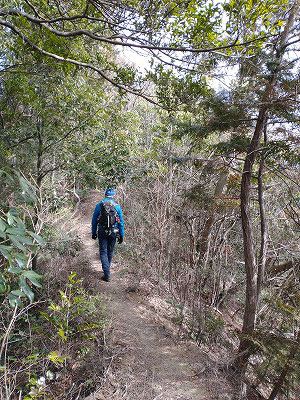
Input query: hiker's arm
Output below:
<box><xmin>91</xmin><ymin>203</ymin><xmax>101</xmax><ymax>235</ymax></box>
<box><xmin>117</xmin><ymin>206</ymin><xmax>124</xmax><ymax>237</ymax></box>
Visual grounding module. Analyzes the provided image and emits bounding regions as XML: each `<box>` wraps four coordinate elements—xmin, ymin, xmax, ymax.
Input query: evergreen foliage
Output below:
<box><xmin>0</xmin><ymin>0</ymin><xmax>299</xmax><ymax>398</ymax></box>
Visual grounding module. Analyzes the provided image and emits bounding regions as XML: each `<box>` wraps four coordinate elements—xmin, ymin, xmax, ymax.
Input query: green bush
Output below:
<box><xmin>3</xmin><ymin>272</ymin><xmax>108</xmax><ymax>399</ymax></box>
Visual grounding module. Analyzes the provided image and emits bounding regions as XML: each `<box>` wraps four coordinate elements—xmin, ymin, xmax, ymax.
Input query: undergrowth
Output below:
<box><xmin>0</xmin><ymin>207</ymin><xmax>111</xmax><ymax>400</ymax></box>
<box><xmin>0</xmin><ymin>270</ymin><xmax>110</xmax><ymax>400</ymax></box>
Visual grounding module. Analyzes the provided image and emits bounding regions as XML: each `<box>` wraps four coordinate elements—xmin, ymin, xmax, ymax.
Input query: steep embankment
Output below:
<box><xmin>79</xmin><ymin>194</ymin><xmax>229</xmax><ymax>400</ymax></box>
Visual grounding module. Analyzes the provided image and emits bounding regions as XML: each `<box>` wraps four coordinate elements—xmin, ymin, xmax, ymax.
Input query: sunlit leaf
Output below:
<box><xmin>25</xmin><ymin>276</ymin><xmax>42</xmax><ymax>288</ymax></box>
<box><xmin>8</xmin><ymin>266</ymin><xmax>23</xmax><ymax>274</ymax></box>
<box><xmin>11</xmin><ymin>289</ymin><xmax>26</xmax><ymax>297</ymax></box>
<box><xmin>28</xmin><ymin>232</ymin><xmax>45</xmax><ymax>244</ymax></box>
<box><xmin>22</xmin><ymin>285</ymin><xmax>35</xmax><ymax>302</ymax></box>
<box><xmin>23</xmin><ymin>270</ymin><xmax>43</xmax><ymax>280</ymax></box>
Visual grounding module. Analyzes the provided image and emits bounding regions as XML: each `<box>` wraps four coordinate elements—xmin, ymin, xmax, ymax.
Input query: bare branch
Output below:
<box><xmin>9</xmin><ymin>135</ymin><xmax>35</xmax><ymax>148</ymax></box>
<box><xmin>0</xmin><ymin>8</ymin><xmax>275</xmax><ymax>54</ymax></box>
<box><xmin>0</xmin><ymin>19</ymin><xmax>164</xmax><ymax>108</ymax></box>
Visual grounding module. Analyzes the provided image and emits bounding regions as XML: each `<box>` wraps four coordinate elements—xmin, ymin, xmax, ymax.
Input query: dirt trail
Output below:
<box><xmin>79</xmin><ymin>196</ymin><xmax>218</xmax><ymax>400</ymax></box>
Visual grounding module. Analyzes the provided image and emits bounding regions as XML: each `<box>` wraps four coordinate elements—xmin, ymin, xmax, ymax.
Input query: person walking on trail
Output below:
<box><xmin>91</xmin><ymin>188</ymin><xmax>124</xmax><ymax>282</ymax></box>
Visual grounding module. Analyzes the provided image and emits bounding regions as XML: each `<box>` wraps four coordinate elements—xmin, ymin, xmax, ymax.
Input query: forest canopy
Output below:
<box><xmin>0</xmin><ymin>1</ymin><xmax>299</xmax><ymax>399</ymax></box>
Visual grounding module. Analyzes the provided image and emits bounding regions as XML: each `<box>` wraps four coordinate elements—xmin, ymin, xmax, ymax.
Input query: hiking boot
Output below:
<box><xmin>101</xmin><ymin>275</ymin><xmax>110</xmax><ymax>282</ymax></box>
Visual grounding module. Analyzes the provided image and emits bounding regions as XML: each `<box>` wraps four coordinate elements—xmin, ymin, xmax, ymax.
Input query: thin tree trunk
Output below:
<box><xmin>268</xmin><ymin>334</ymin><xmax>300</xmax><ymax>400</ymax></box>
<box><xmin>36</xmin><ymin>118</ymin><xmax>43</xmax><ymax>188</ymax></box>
<box><xmin>32</xmin><ymin>119</ymin><xmax>43</xmax><ymax>270</ymax></box>
<box><xmin>51</xmin><ymin>154</ymin><xmax>58</xmax><ymax>205</ymax></box>
<box><xmin>198</xmin><ymin>170</ymin><xmax>229</xmax><ymax>263</ymax></box>
<box><xmin>257</xmin><ymin>122</ymin><xmax>268</xmax><ymax>302</ymax></box>
<box><xmin>233</xmin><ymin>0</ymin><xmax>299</xmax><ymax>376</ymax></box>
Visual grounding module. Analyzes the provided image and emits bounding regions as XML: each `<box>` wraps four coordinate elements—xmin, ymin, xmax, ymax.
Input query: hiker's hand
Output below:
<box><xmin>118</xmin><ymin>236</ymin><xmax>123</xmax><ymax>244</ymax></box>
<box><xmin>92</xmin><ymin>234</ymin><xmax>97</xmax><ymax>240</ymax></box>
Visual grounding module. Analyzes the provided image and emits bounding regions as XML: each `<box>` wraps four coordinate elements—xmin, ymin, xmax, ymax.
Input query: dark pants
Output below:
<box><xmin>98</xmin><ymin>231</ymin><xmax>116</xmax><ymax>279</ymax></box>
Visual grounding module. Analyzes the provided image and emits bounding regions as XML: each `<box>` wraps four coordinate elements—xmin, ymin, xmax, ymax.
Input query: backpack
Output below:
<box><xmin>98</xmin><ymin>200</ymin><xmax>119</xmax><ymax>234</ymax></box>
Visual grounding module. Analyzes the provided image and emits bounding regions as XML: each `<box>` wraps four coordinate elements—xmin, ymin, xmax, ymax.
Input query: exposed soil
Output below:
<box><xmin>78</xmin><ymin>194</ymin><xmax>231</xmax><ymax>400</ymax></box>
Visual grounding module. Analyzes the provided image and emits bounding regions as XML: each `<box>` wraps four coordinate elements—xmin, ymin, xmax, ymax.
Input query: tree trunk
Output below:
<box><xmin>32</xmin><ymin>119</ymin><xmax>44</xmax><ymax>270</ymax></box>
<box><xmin>268</xmin><ymin>334</ymin><xmax>300</xmax><ymax>400</ymax></box>
<box><xmin>198</xmin><ymin>170</ymin><xmax>229</xmax><ymax>264</ymax></box>
<box><xmin>233</xmin><ymin>0</ymin><xmax>299</xmax><ymax>375</ymax></box>
<box><xmin>257</xmin><ymin>122</ymin><xmax>268</xmax><ymax>302</ymax></box>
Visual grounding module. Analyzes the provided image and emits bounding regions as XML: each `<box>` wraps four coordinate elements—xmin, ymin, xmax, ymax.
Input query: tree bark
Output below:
<box><xmin>268</xmin><ymin>334</ymin><xmax>300</xmax><ymax>400</ymax></box>
<box><xmin>36</xmin><ymin>118</ymin><xmax>44</xmax><ymax>187</ymax></box>
<box><xmin>257</xmin><ymin>122</ymin><xmax>268</xmax><ymax>302</ymax></box>
<box><xmin>233</xmin><ymin>0</ymin><xmax>299</xmax><ymax>375</ymax></box>
<box><xmin>198</xmin><ymin>170</ymin><xmax>229</xmax><ymax>264</ymax></box>
<box><xmin>32</xmin><ymin>118</ymin><xmax>44</xmax><ymax>270</ymax></box>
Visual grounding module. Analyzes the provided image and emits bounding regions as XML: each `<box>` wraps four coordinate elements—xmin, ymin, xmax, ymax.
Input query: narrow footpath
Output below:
<box><xmin>79</xmin><ymin>195</ymin><xmax>224</xmax><ymax>400</ymax></box>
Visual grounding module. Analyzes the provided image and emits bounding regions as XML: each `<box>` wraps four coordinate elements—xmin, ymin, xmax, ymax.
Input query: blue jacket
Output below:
<box><xmin>92</xmin><ymin>197</ymin><xmax>124</xmax><ymax>237</ymax></box>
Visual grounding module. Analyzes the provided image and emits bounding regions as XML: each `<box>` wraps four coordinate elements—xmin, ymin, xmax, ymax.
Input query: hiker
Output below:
<box><xmin>91</xmin><ymin>188</ymin><xmax>124</xmax><ymax>282</ymax></box>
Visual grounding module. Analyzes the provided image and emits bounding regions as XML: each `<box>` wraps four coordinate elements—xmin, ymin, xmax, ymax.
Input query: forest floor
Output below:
<box><xmin>78</xmin><ymin>194</ymin><xmax>232</xmax><ymax>400</ymax></box>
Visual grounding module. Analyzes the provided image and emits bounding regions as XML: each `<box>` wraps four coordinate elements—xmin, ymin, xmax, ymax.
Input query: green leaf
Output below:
<box><xmin>15</xmin><ymin>235</ymin><xmax>33</xmax><ymax>245</ymax></box>
<box><xmin>25</xmin><ymin>276</ymin><xmax>42</xmax><ymax>288</ymax></box>
<box><xmin>9</xmin><ymin>299</ymin><xmax>20</xmax><ymax>308</ymax></box>
<box><xmin>68</xmin><ymin>271</ymin><xmax>77</xmax><ymax>283</ymax></box>
<box><xmin>19</xmin><ymin>177</ymin><xmax>38</xmax><ymax>203</ymax></box>
<box><xmin>8</xmin><ymin>293</ymin><xmax>23</xmax><ymax>308</ymax></box>
<box><xmin>11</xmin><ymin>290</ymin><xmax>26</xmax><ymax>297</ymax></box>
<box><xmin>6</xmin><ymin>227</ymin><xmax>25</xmax><ymax>235</ymax></box>
<box><xmin>11</xmin><ymin>216</ymin><xmax>25</xmax><ymax>230</ymax></box>
<box><xmin>15</xmin><ymin>254</ymin><xmax>29</xmax><ymax>268</ymax></box>
<box><xmin>23</xmin><ymin>270</ymin><xmax>43</xmax><ymax>280</ymax></box>
<box><xmin>58</xmin><ymin>328</ymin><xmax>67</xmax><ymax>339</ymax></box>
<box><xmin>59</xmin><ymin>290</ymin><xmax>67</xmax><ymax>301</ymax></box>
<box><xmin>19</xmin><ymin>275</ymin><xmax>27</xmax><ymax>288</ymax></box>
<box><xmin>26</xmin><ymin>353</ymin><xmax>40</xmax><ymax>360</ymax></box>
<box><xmin>0</xmin><ymin>283</ymin><xmax>6</xmax><ymax>294</ymax></box>
<box><xmin>6</xmin><ymin>254</ymin><xmax>14</xmax><ymax>267</ymax></box>
<box><xmin>48</xmin><ymin>351</ymin><xmax>67</xmax><ymax>364</ymax></box>
<box><xmin>40</xmin><ymin>311</ymin><xmax>50</xmax><ymax>320</ymax></box>
<box><xmin>9</xmin><ymin>236</ymin><xmax>27</xmax><ymax>251</ymax></box>
<box><xmin>22</xmin><ymin>285</ymin><xmax>35</xmax><ymax>302</ymax></box>
<box><xmin>0</xmin><ymin>218</ymin><xmax>8</xmax><ymax>232</ymax></box>
<box><xmin>28</xmin><ymin>232</ymin><xmax>45</xmax><ymax>244</ymax></box>
<box><xmin>6</xmin><ymin>212</ymin><xmax>15</xmax><ymax>226</ymax></box>
<box><xmin>48</xmin><ymin>303</ymin><xmax>61</xmax><ymax>311</ymax></box>
<box><xmin>8</xmin><ymin>266</ymin><xmax>23</xmax><ymax>274</ymax></box>
<box><xmin>0</xmin><ymin>245</ymin><xmax>13</xmax><ymax>257</ymax></box>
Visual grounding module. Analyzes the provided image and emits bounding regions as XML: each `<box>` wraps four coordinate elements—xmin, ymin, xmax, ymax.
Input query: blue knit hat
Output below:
<box><xmin>105</xmin><ymin>188</ymin><xmax>116</xmax><ymax>197</ymax></box>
